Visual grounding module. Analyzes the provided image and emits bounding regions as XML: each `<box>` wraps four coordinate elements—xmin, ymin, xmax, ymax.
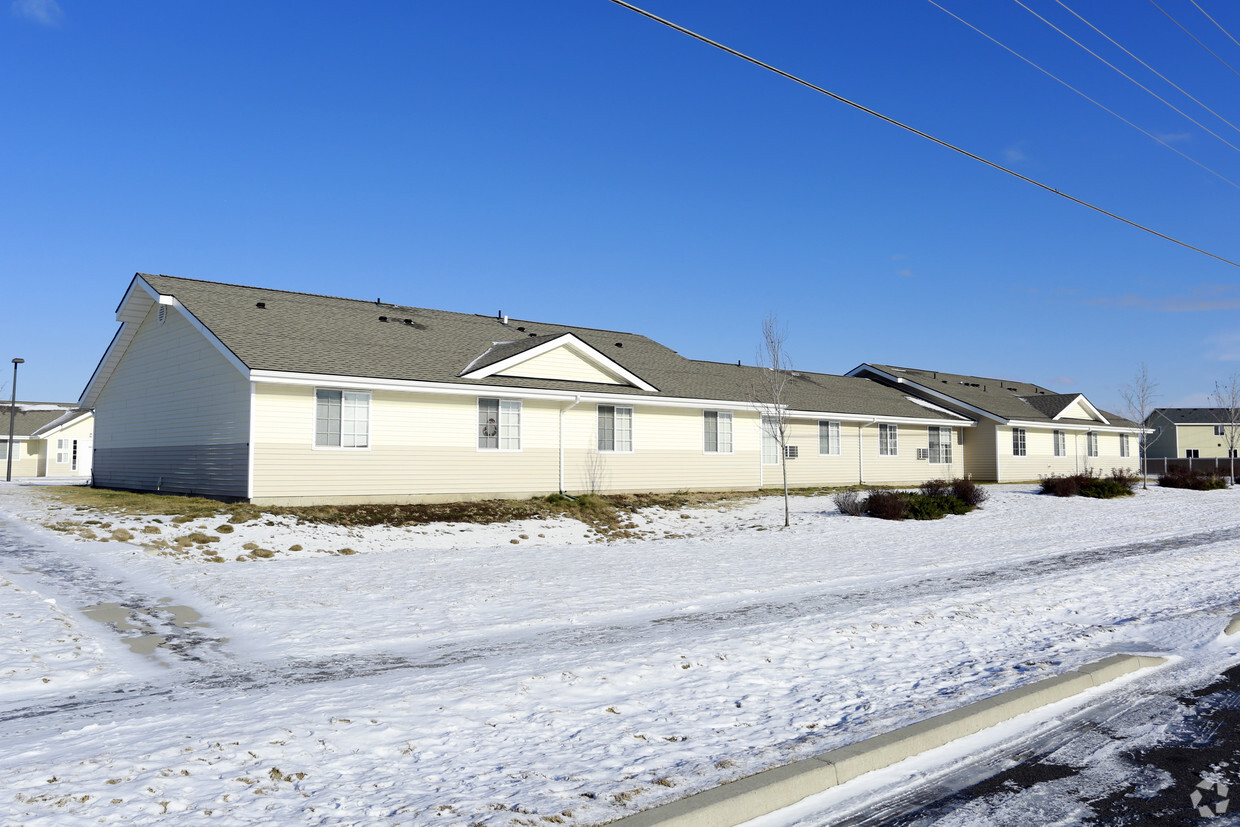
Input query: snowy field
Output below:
<box><xmin>2</xmin><ymin>481</ymin><xmax>1240</xmax><ymax>825</ymax></box>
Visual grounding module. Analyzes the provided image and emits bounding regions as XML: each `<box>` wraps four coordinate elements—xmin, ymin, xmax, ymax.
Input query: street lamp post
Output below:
<box><xmin>5</xmin><ymin>358</ymin><xmax>23</xmax><ymax>483</ymax></box>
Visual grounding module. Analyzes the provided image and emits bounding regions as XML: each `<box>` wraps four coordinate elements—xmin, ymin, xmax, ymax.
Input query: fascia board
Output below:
<box><xmin>460</xmin><ymin>333</ymin><xmax>659</xmax><ymax>392</ymax></box>
<box><xmin>849</xmin><ymin>365</ymin><xmax>1005</xmax><ymax>422</ymax></box>
<box><xmin>1009</xmin><ymin>419</ymin><xmax>1150</xmax><ymax>434</ymax></box>
<box><xmin>31</xmin><ymin>411</ymin><xmax>91</xmax><ymax>438</ymax></box>
<box><xmin>79</xmin><ymin>321</ymin><xmax>133</xmax><ymax>408</ymax></box>
<box><xmin>162</xmin><ymin>298</ymin><xmax>250</xmax><ymax>378</ymax></box>
<box><xmin>784</xmin><ymin>409</ymin><xmax>975</xmax><ymax>427</ymax></box>
<box><xmin>1052</xmin><ymin>394</ymin><xmax>1110</xmax><ymax>425</ymax></box>
<box><xmin>250</xmin><ymin>370</ymin><xmax>752</xmax><ymax>410</ymax></box>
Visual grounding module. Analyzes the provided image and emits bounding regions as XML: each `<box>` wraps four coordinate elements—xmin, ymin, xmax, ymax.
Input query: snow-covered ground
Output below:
<box><xmin>2</xmin><ymin>482</ymin><xmax>1240</xmax><ymax>825</ymax></box>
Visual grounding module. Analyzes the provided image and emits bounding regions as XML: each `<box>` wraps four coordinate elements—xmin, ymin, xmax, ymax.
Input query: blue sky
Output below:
<box><xmin>4</xmin><ymin>0</ymin><xmax>1240</xmax><ymax>414</ymax></box>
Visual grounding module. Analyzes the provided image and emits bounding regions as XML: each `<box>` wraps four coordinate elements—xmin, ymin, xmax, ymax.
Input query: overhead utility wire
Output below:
<box><xmin>1149</xmin><ymin>0</ymin><xmax>1240</xmax><ymax>80</ymax></box>
<box><xmin>1190</xmin><ymin>0</ymin><xmax>1240</xmax><ymax>51</ymax></box>
<box><xmin>1053</xmin><ymin>0</ymin><xmax>1240</xmax><ymax>140</ymax></box>
<box><xmin>604</xmin><ymin>0</ymin><xmax>1240</xmax><ymax>269</ymax></box>
<box><xmin>1011</xmin><ymin>0</ymin><xmax>1240</xmax><ymax>155</ymax></box>
<box><xmin>926</xmin><ymin>0</ymin><xmax>1240</xmax><ymax>192</ymax></box>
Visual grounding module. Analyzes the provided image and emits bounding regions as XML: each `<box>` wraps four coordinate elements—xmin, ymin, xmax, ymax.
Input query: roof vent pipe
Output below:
<box><xmin>503</xmin><ymin>315</ymin><xmax>509</xmax><ymax>325</ymax></box>
<box><xmin>255</xmin><ymin>302</ymin><xmax>266</xmax><ymax>309</ymax></box>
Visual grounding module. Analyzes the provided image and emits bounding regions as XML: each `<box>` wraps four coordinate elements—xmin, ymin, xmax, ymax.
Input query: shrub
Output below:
<box><xmin>918</xmin><ymin>479</ymin><xmax>951</xmax><ymax>499</ymax></box>
<box><xmin>1159</xmin><ymin>468</ymin><xmax>1227</xmax><ymax>490</ymax></box>
<box><xmin>865</xmin><ymin>490</ymin><xmax>908</xmax><ymax>521</ymax></box>
<box><xmin>1078</xmin><ymin>477</ymin><xmax>1133</xmax><ymax>499</ymax></box>
<box><xmin>1040</xmin><ymin>474</ymin><xmax>1083</xmax><ymax>497</ymax></box>
<box><xmin>950</xmin><ymin>477</ymin><xmax>988</xmax><ymax>507</ymax></box>
<box><xmin>833</xmin><ymin>490</ymin><xmax>866</xmax><ymax>517</ymax></box>
<box><xmin>905</xmin><ymin>492</ymin><xmax>970</xmax><ymax>520</ymax></box>
<box><xmin>1107</xmin><ymin>468</ymin><xmax>1141</xmax><ymax>490</ymax></box>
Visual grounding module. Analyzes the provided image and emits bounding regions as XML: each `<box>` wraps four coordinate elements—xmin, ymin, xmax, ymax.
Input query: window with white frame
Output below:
<box><xmin>1086</xmin><ymin>431</ymin><xmax>1098</xmax><ymax>457</ymax></box>
<box><xmin>761</xmin><ymin>416</ymin><xmax>780</xmax><ymax>465</ymax></box>
<box><xmin>1053</xmin><ymin>429</ymin><xmax>1065</xmax><ymax>457</ymax></box>
<box><xmin>879</xmin><ymin>423</ymin><xmax>898</xmax><ymax>456</ymax></box>
<box><xmin>818</xmin><ymin>420</ymin><xmax>841</xmax><ymax>456</ymax></box>
<box><xmin>928</xmin><ymin>426</ymin><xmax>953</xmax><ymax>464</ymax></box>
<box><xmin>1215</xmin><ymin>425</ymin><xmax>1226</xmax><ymax>436</ymax></box>
<box><xmin>0</xmin><ymin>441</ymin><xmax>8</xmax><ymax>461</ymax></box>
<box><xmin>315</xmin><ymin>390</ymin><xmax>370</xmax><ymax>448</ymax></box>
<box><xmin>1012</xmin><ymin>428</ymin><xmax>1026</xmax><ymax>456</ymax></box>
<box><xmin>56</xmin><ymin>439</ymin><xmax>70</xmax><ymax>464</ymax></box>
<box><xmin>478</xmin><ymin>398</ymin><xmax>521</xmax><ymax>450</ymax></box>
<box><xmin>598</xmin><ymin>405</ymin><xmax>633</xmax><ymax>452</ymax></box>
<box><xmin>1186</xmin><ymin>449</ymin><xmax>1200</xmax><ymax>458</ymax></box>
<box><xmin>1120</xmin><ymin>434</ymin><xmax>1129</xmax><ymax>457</ymax></box>
<box><xmin>703</xmin><ymin>411</ymin><xmax>733</xmax><ymax>453</ymax></box>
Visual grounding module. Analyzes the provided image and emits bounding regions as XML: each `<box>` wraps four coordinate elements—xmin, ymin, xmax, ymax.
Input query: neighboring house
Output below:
<box><xmin>1</xmin><ymin>403</ymin><xmax>94</xmax><ymax>479</ymax></box>
<box><xmin>81</xmin><ymin>274</ymin><xmax>978</xmax><ymax>505</ymax></box>
<box><xmin>1145</xmin><ymin>408</ymin><xmax>1240</xmax><ymax>459</ymax></box>
<box><xmin>847</xmin><ymin>364</ymin><xmax>1143</xmax><ymax>482</ymax></box>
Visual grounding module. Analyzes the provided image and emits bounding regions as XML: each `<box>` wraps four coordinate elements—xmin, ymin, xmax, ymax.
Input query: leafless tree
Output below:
<box><xmin>752</xmin><ymin>314</ymin><xmax>793</xmax><ymax>527</ymax></box>
<box><xmin>582</xmin><ymin>448</ymin><xmax>609</xmax><ymax>496</ymax></box>
<box><xmin>1119</xmin><ymin>363</ymin><xmax>1158</xmax><ymax>489</ymax></box>
<box><xmin>1210</xmin><ymin>373</ymin><xmax>1240</xmax><ymax>485</ymax></box>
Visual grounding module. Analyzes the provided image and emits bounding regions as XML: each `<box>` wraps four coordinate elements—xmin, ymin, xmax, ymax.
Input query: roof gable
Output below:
<box><xmin>460</xmin><ymin>334</ymin><xmax>657</xmax><ymax>391</ymax></box>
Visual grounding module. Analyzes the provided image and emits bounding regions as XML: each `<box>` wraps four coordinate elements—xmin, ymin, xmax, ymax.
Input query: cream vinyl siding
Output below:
<box><xmin>494</xmin><ymin>346</ymin><xmax>626</xmax><ymax>385</ymax></box>
<box><xmin>961</xmin><ymin>423</ymin><xmax>997</xmax><ymax>481</ymax></box>
<box><xmin>92</xmin><ymin>305</ymin><xmax>249</xmax><ymax>497</ymax></box>
<box><xmin>1175</xmin><ymin>424</ymin><xmax>1237</xmax><ymax>458</ymax></box>
<box><xmin>781</xmin><ymin>419</ymin><xmax>860</xmax><ymax>487</ymax></box>
<box><xmin>994</xmin><ymin>426</ymin><xmax>1140</xmax><ymax>481</ymax></box>
<box><xmin>46</xmin><ymin>415</ymin><xmax>95</xmax><ymax>477</ymax></box>
<box><xmin>252</xmin><ymin>386</ymin><xmax>561</xmax><ymax>504</ymax></box>
<box><xmin>562</xmin><ymin>406</ymin><xmax>761</xmax><ymax>494</ymax></box>
<box><xmin>859</xmin><ymin>424</ymin><xmax>963</xmax><ymax>485</ymax></box>
<box><xmin>1</xmin><ymin>440</ymin><xmax>39</xmax><ymax>478</ymax></box>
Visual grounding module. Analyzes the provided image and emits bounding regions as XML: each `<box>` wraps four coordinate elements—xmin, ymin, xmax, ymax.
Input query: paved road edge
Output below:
<box><xmin>606</xmin><ymin>653</ymin><xmax>1168</xmax><ymax>827</ymax></box>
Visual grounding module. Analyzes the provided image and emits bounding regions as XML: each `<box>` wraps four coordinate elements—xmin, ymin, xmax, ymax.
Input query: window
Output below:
<box><xmin>56</xmin><ymin>438</ymin><xmax>70</xmax><ymax>464</ymax></box>
<box><xmin>879</xmin><ymin>424</ymin><xmax>898</xmax><ymax>456</ymax></box>
<box><xmin>1086</xmin><ymin>432</ymin><xmax>1098</xmax><ymax>457</ymax></box>
<box><xmin>703</xmin><ymin>411</ymin><xmax>733</xmax><ymax>453</ymax></box>
<box><xmin>0</xmin><ymin>441</ymin><xmax>8</xmax><ymax>461</ymax></box>
<box><xmin>315</xmin><ymin>390</ymin><xmax>369</xmax><ymax>448</ymax></box>
<box><xmin>1012</xmin><ymin>428</ymin><xmax>1026</xmax><ymax>457</ymax></box>
<box><xmin>1053</xmin><ymin>430</ymin><xmax>1066</xmax><ymax>457</ymax></box>
<box><xmin>478</xmin><ymin>398</ymin><xmax>521</xmax><ymax>450</ymax></box>
<box><xmin>928</xmin><ymin>426</ymin><xmax>953</xmax><ymax>464</ymax></box>
<box><xmin>761</xmin><ymin>416</ymin><xmax>780</xmax><ymax>465</ymax></box>
<box><xmin>818</xmin><ymin>420</ymin><xmax>841</xmax><ymax>456</ymax></box>
<box><xmin>598</xmin><ymin>405</ymin><xmax>633</xmax><ymax>452</ymax></box>
<box><xmin>1120</xmin><ymin>434</ymin><xmax>1129</xmax><ymax>458</ymax></box>
<box><xmin>1215</xmin><ymin>425</ymin><xmax>1226</xmax><ymax>436</ymax></box>
<box><xmin>1186</xmin><ymin>449</ymin><xmax>1200</xmax><ymax>458</ymax></box>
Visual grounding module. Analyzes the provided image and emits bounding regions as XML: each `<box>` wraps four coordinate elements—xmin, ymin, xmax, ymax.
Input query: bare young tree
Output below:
<box><xmin>1119</xmin><ymin>363</ymin><xmax>1158</xmax><ymax>489</ymax></box>
<box><xmin>752</xmin><ymin>314</ymin><xmax>793</xmax><ymax>527</ymax></box>
<box><xmin>1210</xmin><ymin>373</ymin><xmax>1240</xmax><ymax>485</ymax></box>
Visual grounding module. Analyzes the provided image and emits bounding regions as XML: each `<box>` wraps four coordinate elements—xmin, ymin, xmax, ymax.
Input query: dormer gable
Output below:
<box><xmin>459</xmin><ymin>333</ymin><xmax>658</xmax><ymax>391</ymax></box>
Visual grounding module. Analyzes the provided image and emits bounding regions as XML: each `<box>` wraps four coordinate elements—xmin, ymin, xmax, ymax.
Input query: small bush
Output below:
<box><xmin>918</xmin><ymin>479</ymin><xmax>951</xmax><ymax>499</ymax></box>
<box><xmin>905</xmin><ymin>493</ymin><xmax>970</xmax><ymax>520</ymax></box>
<box><xmin>865</xmin><ymin>490</ymin><xmax>909</xmax><ymax>521</ymax></box>
<box><xmin>1108</xmin><ymin>468</ymin><xmax>1141</xmax><ymax>490</ymax></box>
<box><xmin>1078</xmin><ymin>478</ymin><xmax>1133</xmax><ymax>499</ymax></box>
<box><xmin>1040</xmin><ymin>474</ymin><xmax>1083</xmax><ymax>497</ymax></box>
<box><xmin>833</xmin><ymin>490</ymin><xmax>866</xmax><ymax>517</ymax></box>
<box><xmin>1159</xmin><ymin>468</ymin><xmax>1227</xmax><ymax>490</ymax></box>
<box><xmin>950</xmin><ymin>477</ymin><xmax>988</xmax><ymax>507</ymax></box>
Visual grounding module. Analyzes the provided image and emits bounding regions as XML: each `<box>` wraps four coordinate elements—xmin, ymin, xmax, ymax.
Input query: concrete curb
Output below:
<box><xmin>608</xmin><ymin>653</ymin><xmax>1167</xmax><ymax>827</ymax></box>
<box><xmin>1225</xmin><ymin>611</ymin><xmax>1240</xmax><ymax>637</ymax></box>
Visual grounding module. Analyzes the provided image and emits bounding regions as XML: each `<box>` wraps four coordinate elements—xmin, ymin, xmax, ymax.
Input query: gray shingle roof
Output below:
<box><xmin>1151</xmin><ymin>407</ymin><xmax>1233</xmax><ymax>425</ymax></box>
<box><xmin>860</xmin><ymin>364</ymin><xmax>1138</xmax><ymax>428</ymax></box>
<box><xmin>0</xmin><ymin>404</ymin><xmax>84</xmax><ymax>437</ymax></box>
<box><xmin>132</xmin><ymin>274</ymin><xmax>963</xmax><ymax>421</ymax></box>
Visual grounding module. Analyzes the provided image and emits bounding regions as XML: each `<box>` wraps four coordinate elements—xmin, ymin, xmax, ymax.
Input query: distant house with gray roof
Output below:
<box><xmin>848</xmin><ymin>364</ymin><xmax>1143</xmax><ymax>482</ymax></box>
<box><xmin>2</xmin><ymin>403</ymin><xmax>93</xmax><ymax>479</ymax></box>
<box><xmin>1145</xmin><ymin>408</ymin><xmax>1239</xmax><ymax>461</ymax></box>
<box><xmin>81</xmin><ymin>274</ymin><xmax>986</xmax><ymax>504</ymax></box>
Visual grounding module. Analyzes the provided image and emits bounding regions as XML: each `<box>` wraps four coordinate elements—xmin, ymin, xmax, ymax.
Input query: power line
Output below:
<box><xmin>1189</xmin><ymin>0</ymin><xmax>1240</xmax><ymax>51</ymax></box>
<box><xmin>926</xmin><ymin>0</ymin><xmax>1240</xmax><ymax>192</ymax></box>
<box><xmin>604</xmin><ymin>0</ymin><xmax>1240</xmax><ymax>269</ymax></box>
<box><xmin>1011</xmin><ymin>0</ymin><xmax>1240</xmax><ymax>155</ymax></box>
<box><xmin>1149</xmin><ymin>0</ymin><xmax>1240</xmax><ymax>80</ymax></box>
<box><xmin>1053</xmin><ymin>0</ymin><xmax>1240</xmax><ymax>140</ymax></box>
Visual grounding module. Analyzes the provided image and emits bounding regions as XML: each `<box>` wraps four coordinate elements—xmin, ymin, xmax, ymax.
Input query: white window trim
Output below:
<box><xmin>1086</xmin><ymin>431</ymin><xmax>1099</xmax><ymax>458</ymax></box>
<box><xmin>928</xmin><ymin>425</ymin><xmax>953</xmax><ymax>464</ymax></box>
<box><xmin>313</xmin><ymin>388</ymin><xmax>372</xmax><ymax>451</ymax></box>
<box><xmin>1053</xmin><ymin>429</ymin><xmax>1066</xmax><ymax>457</ymax></box>
<box><xmin>1120</xmin><ymin>433</ymin><xmax>1129</xmax><ymax>458</ymax></box>
<box><xmin>597</xmin><ymin>404</ymin><xmax>634</xmax><ymax>454</ymax></box>
<box><xmin>477</xmin><ymin>398</ymin><xmax>523</xmax><ymax>452</ymax></box>
<box><xmin>878</xmin><ymin>423</ymin><xmax>898</xmax><ymax>457</ymax></box>
<box><xmin>1012</xmin><ymin>427</ymin><xmax>1027</xmax><ymax>457</ymax></box>
<box><xmin>703</xmin><ymin>410</ymin><xmax>734</xmax><ymax>455</ymax></box>
<box><xmin>819</xmin><ymin>420</ymin><xmax>842</xmax><ymax>456</ymax></box>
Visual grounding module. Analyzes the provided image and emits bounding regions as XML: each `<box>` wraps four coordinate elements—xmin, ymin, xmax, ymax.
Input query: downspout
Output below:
<box><xmin>859</xmin><ymin>419</ymin><xmax>876</xmax><ymax>485</ymax></box>
<box><xmin>559</xmin><ymin>395</ymin><xmax>581</xmax><ymax>494</ymax></box>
